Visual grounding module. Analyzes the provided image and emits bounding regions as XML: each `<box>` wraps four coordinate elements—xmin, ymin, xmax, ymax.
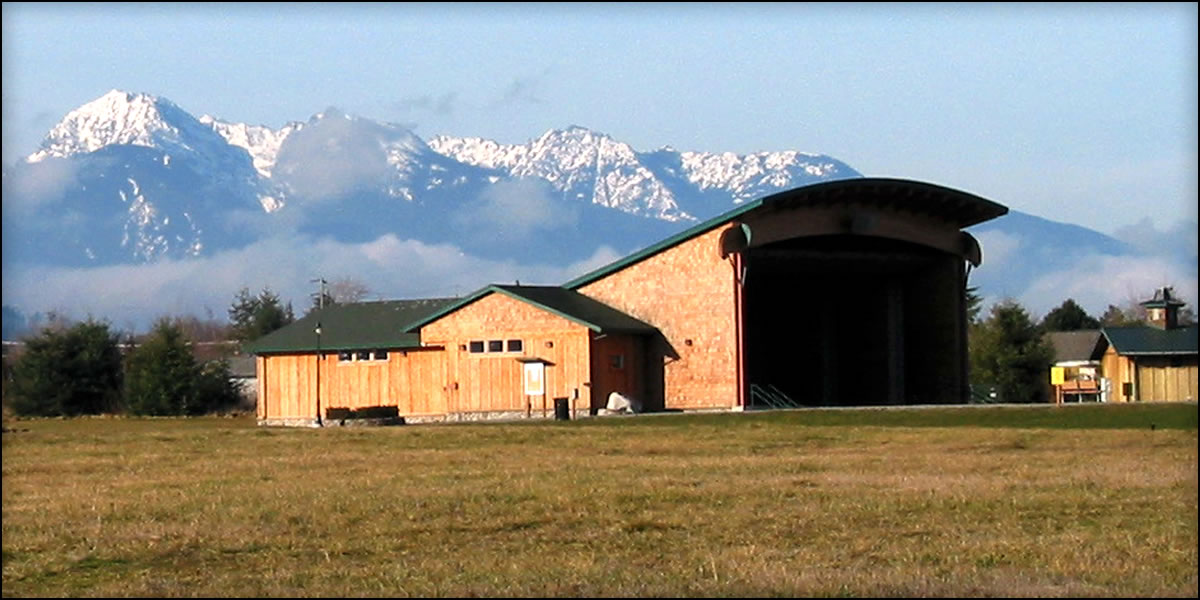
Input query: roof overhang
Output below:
<box><xmin>567</xmin><ymin>177</ymin><xmax>1008</xmax><ymax>288</ymax></box>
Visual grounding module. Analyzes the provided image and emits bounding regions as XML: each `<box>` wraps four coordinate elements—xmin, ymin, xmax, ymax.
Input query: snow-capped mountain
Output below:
<box><xmin>2</xmin><ymin>89</ymin><xmax>1142</xmax><ymax>297</ymax></box>
<box><xmin>3</xmin><ymin>90</ymin><xmax>865</xmax><ymax>267</ymax></box>
<box><xmin>198</xmin><ymin>114</ymin><xmax>301</xmax><ymax>182</ymax></box>
<box><xmin>428</xmin><ymin>126</ymin><xmax>861</xmax><ymax>222</ymax></box>
<box><xmin>29</xmin><ymin>90</ymin><xmax>229</xmax><ymax>163</ymax></box>
<box><xmin>429</xmin><ymin>127</ymin><xmax>693</xmax><ymax>222</ymax></box>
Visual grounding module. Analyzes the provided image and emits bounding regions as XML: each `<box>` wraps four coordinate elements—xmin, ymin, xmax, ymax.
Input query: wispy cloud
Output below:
<box><xmin>492</xmin><ymin>67</ymin><xmax>554</xmax><ymax>108</ymax></box>
<box><xmin>393</xmin><ymin>92</ymin><xmax>458</xmax><ymax>116</ymax></box>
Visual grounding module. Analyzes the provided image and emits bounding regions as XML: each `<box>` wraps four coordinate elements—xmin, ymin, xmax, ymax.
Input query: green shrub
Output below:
<box><xmin>7</xmin><ymin>320</ymin><xmax>123</xmax><ymax>416</ymax></box>
<box><xmin>125</xmin><ymin>319</ymin><xmax>241</xmax><ymax>416</ymax></box>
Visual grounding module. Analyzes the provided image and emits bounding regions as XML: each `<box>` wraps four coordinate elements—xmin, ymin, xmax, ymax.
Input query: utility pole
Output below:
<box><xmin>314</xmin><ymin>321</ymin><xmax>323</xmax><ymax>427</ymax></box>
<box><xmin>311</xmin><ymin>277</ymin><xmax>328</xmax><ymax>310</ymax></box>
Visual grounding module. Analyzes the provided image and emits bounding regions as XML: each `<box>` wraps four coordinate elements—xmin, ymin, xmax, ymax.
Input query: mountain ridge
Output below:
<box><xmin>3</xmin><ymin>89</ymin><xmax>1160</xmax><ymax>325</ymax></box>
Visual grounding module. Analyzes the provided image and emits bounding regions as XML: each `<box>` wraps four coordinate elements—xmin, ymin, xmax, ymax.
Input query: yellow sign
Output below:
<box><xmin>1050</xmin><ymin>367</ymin><xmax>1065</xmax><ymax>385</ymax></box>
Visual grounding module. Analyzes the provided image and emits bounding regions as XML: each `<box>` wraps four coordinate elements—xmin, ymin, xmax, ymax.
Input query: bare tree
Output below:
<box><xmin>328</xmin><ymin>277</ymin><xmax>371</xmax><ymax>304</ymax></box>
<box><xmin>308</xmin><ymin>277</ymin><xmax>372</xmax><ymax>315</ymax></box>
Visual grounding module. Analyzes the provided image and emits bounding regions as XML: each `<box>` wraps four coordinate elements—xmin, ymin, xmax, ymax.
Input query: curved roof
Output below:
<box><xmin>566</xmin><ymin>177</ymin><xmax>1007</xmax><ymax>289</ymax></box>
<box><xmin>755</xmin><ymin>177</ymin><xmax>1009</xmax><ymax>229</ymax></box>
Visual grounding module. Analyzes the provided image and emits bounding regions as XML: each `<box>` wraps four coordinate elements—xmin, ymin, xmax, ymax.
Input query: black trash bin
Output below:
<box><xmin>553</xmin><ymin>397</ymin><xmax>570</xmax><ymax>421</ymax></box>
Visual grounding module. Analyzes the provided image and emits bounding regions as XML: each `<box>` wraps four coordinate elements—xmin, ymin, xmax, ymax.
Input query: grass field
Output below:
<box><xmin>3</xmin><ymin>403</ymin><xmax>1196</xmax><ymax>597</ymax></box>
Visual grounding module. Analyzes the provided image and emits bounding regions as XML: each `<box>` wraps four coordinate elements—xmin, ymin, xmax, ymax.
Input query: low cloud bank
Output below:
<box><xmin>5</xmin><ymin>220</ymin><xmax>1194</xmax><ymax>334</ymax></box>
<box><xmin>2</xmin><ymin>233</ymin><xmax>622</xmax><ymax>334</ymax></box>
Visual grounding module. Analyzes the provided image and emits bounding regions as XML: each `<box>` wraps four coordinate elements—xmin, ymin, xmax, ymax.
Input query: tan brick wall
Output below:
<box><xmin>578</xmin><ymin>227</ymin><xmax>739</xmax><ymax>409</ymax></box>
<box><xmin>422</xmin><ymin>293</ymin><xmax>594</xmax><ymax>415</ymax></box>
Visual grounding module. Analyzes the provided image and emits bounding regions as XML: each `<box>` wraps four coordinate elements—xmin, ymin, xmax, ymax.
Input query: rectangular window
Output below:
<box><xmin>507</xmin><ymin>339</ymin><xmax>523</xmax><ymax>353</ymax></box>
<box><xmin>338</xmin><ymin>350</ymin><xmax>353</xmax><ymax>362</ymax></box>
<box><xmin>374</xmin><ymin>350</ymin><xmax>389</xmax><ymax>361</ymax></box>
<box><xmin>356</xmin><ymin>350</ymin><xmax>371</xmax><ymax>361</ymax></box>
<box><xmin>610</xmin><ymin>354</ymin><xmax>624</xmax><ymax>370</ymax></box>
<box><xmin>469</xmin><ymin>341</ymin><xmax>485</xmax><ymax>353</ymax></box>
<box><xmin>488</xmin><ymin>340</ymin><xmax>504</xmax><ymax>353</ymax></box>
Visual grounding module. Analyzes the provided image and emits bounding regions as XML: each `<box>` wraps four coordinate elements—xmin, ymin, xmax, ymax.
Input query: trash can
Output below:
<box><xmin>553</xmin><ymin>397</ymin><xmax>570</xmax><ymax>421</ymax></box>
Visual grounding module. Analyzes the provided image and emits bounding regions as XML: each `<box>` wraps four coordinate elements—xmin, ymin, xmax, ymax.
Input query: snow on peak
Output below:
<box><xmin>679</xmin><ymin>149</ymin><xmax>859</xmax><ymax>202</ymax></box>
<box><xmin>27</xmin><ymin>89</ymin><xmax>227</xmax><ymax>162</ymax></box>
<box><xmin>200</xmin><ymin>115</ymin><xmax>303</xmax><ymax>178</ymax></box>
<box><xmin>431</xmin><ymin>126</ymin><xmax>690</xmax><ymax>221</ymax></box>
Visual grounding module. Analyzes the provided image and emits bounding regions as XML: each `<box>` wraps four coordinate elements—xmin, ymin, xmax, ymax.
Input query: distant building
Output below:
<box><xmin>1099</xmin><ymin>288</ymin><xmax>1198</xmax><ymax>403</ymax></box>
<box><xmin>246</xmin><ymin>178</ymin><xmax>1010</xmax><ymax>426</ymax></box>
<box><xmin>1046</xmin><ymin>329</ymin><xmax>1106</xmax><ymax>402</ymax></box>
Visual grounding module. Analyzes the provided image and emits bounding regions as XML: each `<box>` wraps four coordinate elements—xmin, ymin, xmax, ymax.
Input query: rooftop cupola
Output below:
<box><xmin>1140</xmin><ymin>286</ymin><xmax>1185</xmax><ymax>330</ymax></box>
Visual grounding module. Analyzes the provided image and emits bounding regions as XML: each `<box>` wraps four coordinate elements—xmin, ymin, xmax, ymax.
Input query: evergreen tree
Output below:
<box><xmin>1041</xmin><ymin>298</ymin><xmax>1100</xmax><ymax>331</ymax></box>
<box><xmin>966</xmin><ymin>286</ymin><xmax>984</xmax><ymax>325</ymax></box>
<box><xmin>7</xmin><ymin>320</ymin><xmax>124</xmax><ymax>416</ymax></box>
<box><xmin>124</xmin><ymin>318</ymin><xmax>241</xmax><ymax>416</ymax></box>
<box><xmin>229</xmin><ymin>287</ymin><xmax>294</xmax><ymax>343</ymax></box>
<box><xmin>969</xmin><ymin>300</ymin><xmax>1055</xmax><ymax>403</ymax></box>
<box><xmin>1100</xmin><ymin>304</ymin><xmax>1140</xmax><ymax>327</ymax></box>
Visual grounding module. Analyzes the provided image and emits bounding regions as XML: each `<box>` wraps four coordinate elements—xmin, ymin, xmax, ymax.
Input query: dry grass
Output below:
<box><xmin>2</xmin><ymin>407</ymin><xmax>1196</xmax><ymax>597</ymax></box>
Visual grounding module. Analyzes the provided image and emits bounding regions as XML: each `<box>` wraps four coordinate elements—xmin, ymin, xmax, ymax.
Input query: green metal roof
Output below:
<box><xmin>243</xmin><ymin>298</ymin><xmax>457</xmax><ymax>354</ymax></box>
<box><xmin>401</xmin><ymin>284</ymin><xmax>657</xmax><ymax>334</ymax></box>
<box><xmin>564</xmin><ymin>177</ymin><xmax>1008</xmax><ymax>289</ymax></box>
<box><xmin>1101</xmin><ymin>325</ymin><xmax>1198</xmax><ymax>356</ymax></box>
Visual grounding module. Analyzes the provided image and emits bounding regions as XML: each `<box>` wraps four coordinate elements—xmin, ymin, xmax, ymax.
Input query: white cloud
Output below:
<box><xmin>1</xmin><ymin>233</ymin><xmax>622</xmax><ymax>333</ymax></box>
<box><xmin>1113</xmin><ymin>217</ymin><xmax>1199</xmax><ymax>263</ymax></box>
<box><xmin>271</xmin><ymin>110</ymin><xmax>396</xmax><ymax>201</ymax></box>
<box><xmin>453</xmin><ymin>178</ymin><xmax>578</xmax><ymax>239</ymax></box>
<box><xmin>1</xmin><ymin>157</ymin><xmax>80</xmax><ymax>212</ymax></box>
<box><xmin>972</xmin><ymin>229</ymin><xmax>1021</xmax><ymax>268</ymax></box>
<box><xmin>1016</xmin><ymin>253</ymin><xmax>1197</xmax><ymax>320</ymax></box>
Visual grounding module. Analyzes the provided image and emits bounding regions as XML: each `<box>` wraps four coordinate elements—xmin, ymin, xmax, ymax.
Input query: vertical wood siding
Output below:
<box><xmin>1101</xmin><ymin>347</ymin><xmax>1197</xmax><ymax>402</ymax></box>
<box><xmin>260</xmin><ymin>354</ymin><xmax>318</xmax><ymax>418</ymax></box>
<box><xmin>1135</xmin><ymin>357</ymin><xmax>1198</xmax><ymax>402</ymax></box>
<box><xmin>422</xmin><ymin>293</ymin><xmax>593</xmax><ymax>415</ymax></box>
<box><xmin>260</xmin><ymin>348</ymin><xmax>448</xmax><ymax>420</ymax></box>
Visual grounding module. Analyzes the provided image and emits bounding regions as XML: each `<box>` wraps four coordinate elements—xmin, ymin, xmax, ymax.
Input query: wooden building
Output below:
<box><xmin>1098</xmin><ymin>288</ymin><xmax>1198</xmax><ymax>403</ymax></box>
<box><xmin>1046</xmin><ymin>330</ymin><xmax>1105</xmax><ymax>403</ymax></box>
<box><xmin>247</xmin><ymin>178</ymin><xmax>1010</xmax><ymax>425</ymax></box>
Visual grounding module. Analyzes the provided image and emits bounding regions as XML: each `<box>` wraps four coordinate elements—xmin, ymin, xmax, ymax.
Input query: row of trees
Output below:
<box><xmin>4</xmin><ymin>279</ymin><xmax>373</xmax><ymax>418</ymax></box>
<box><xmin>6</xmin><ymin>318</ymin><xmax>242</xmax><ymax>417</ymax></box>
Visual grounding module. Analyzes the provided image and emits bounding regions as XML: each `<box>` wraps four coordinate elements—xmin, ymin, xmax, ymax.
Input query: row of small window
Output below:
<box><xmin>337</xmin><ymin>350</ymin><xmax>389</xmax><ymax>362</ymax></box>
<box><xmin>468</xmin><ymin>339</ymin><xmax>523</xmax><ymax>354</ymax></box>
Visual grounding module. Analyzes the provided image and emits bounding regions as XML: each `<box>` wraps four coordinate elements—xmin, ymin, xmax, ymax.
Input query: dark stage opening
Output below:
<box><xmin>742</xmin><ymin>235</ymin><xmax>965</xmax><ymax>407</ymax></box>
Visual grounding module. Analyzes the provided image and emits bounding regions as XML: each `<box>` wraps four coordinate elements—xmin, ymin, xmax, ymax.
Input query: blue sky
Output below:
<box><xmin>1</xmin><ymin>3</ymin><xmax>1197</xmax><ymax>330</ymax></box>
<box><xmin>3</xmin><ymin>2</ymin><xmax>1196</xmax><ymax>236</ymax></box>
